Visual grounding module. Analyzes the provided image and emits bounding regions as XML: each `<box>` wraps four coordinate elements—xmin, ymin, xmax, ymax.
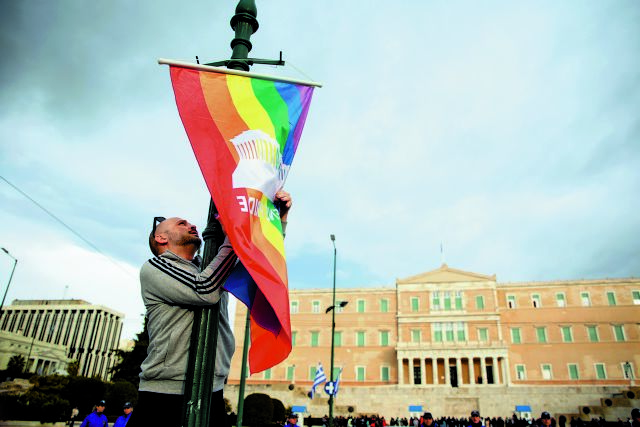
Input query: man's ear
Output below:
<box><xmin>154</xmin><ymin>234</ymin><xmax>168</xmax><ymax>245</ymax></box>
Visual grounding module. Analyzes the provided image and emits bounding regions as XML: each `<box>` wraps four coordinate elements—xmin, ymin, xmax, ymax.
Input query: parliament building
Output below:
<box><xmin>228</xmin><ymin>264</ymin><xmax>640</xmax><ymax>419</ymax></box>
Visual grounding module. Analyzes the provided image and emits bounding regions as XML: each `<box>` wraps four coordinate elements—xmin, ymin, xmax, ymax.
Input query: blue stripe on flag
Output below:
<box><xmin>310</xmin><ymin>362</ymin><xmax>327</xmax><ymax>399</ymax></box>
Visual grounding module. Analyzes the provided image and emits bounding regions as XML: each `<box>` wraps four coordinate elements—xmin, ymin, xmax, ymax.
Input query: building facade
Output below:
<box><xmin>0</xmin><ymin>299</ymin><xmax>124</xmax><ymax>380</ymax></box>
<box><xmin>228</xmin><ymin>265</ymin><xmax>640</xmax><ymax>417</ymax></box>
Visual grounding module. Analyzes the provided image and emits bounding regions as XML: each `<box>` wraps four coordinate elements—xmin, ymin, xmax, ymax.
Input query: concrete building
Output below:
<box><xmin>0</xmin><ymin>299</ymin><xmax>124</xmax><ymax>380</ymax></box>
<box><xmin>228</xmin><ymin>265</ymin><xmax>640</xmax><ymax>418</ymax></box>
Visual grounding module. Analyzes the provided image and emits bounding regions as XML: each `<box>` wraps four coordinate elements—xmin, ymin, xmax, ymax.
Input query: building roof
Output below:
<box><xmin>397</xmin><ymin>263</ymin><xmax>496</xmax><ymax>284</ymax></box>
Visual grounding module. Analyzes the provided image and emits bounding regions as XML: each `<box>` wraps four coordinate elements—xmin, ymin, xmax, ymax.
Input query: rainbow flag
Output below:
<box><xmin>165</xmin><ymin>62</ymin><xmax>316</xmax><ymax>373</ymax></box>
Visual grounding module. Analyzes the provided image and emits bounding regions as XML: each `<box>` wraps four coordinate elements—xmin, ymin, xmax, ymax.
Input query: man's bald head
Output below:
<box><xmin>149</xmin><ymin>217</ymin><xmax>201</xmax><ymax>257</ymax></box>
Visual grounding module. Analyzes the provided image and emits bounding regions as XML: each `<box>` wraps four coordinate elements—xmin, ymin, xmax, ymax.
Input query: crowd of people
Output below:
<box><xmin>309</xmin><ymin>409</ymin><xmax>640</xmax><ymax>427</ymax></box>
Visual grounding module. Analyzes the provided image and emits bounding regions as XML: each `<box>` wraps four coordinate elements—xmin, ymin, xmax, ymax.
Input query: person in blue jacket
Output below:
<box><xmin>114</xmin><ymin>402</ymin><xmax>133</xmax><ymax>427</ymax></box>
<box><xmin>80</xmin><ymin>400</ymin><xmax>108</xmax><ymax>427</ymax></box>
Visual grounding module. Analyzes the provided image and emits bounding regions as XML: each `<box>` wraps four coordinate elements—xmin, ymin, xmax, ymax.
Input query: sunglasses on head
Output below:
<box><xmin>152</xmin><ymin>216</ymin><xmax>166</xmax><ymax>235</ymax></box>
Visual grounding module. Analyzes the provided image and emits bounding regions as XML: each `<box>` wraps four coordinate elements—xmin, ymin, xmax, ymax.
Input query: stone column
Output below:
<box><xmin>469</xmin><ymin>357</ymin><xmax>476</xmax><ymax>384</ymax></box>
<box><xmin>492</xmin><ymin>356</ymin><xmax>499</xmax><ymax>384</ymax></box>
<box><xmin>456</xmin><ymin>357</ymin><xmax>462</xmax><ymax>386</ymax></box>
<box><xmin>432</xmin><ymin>358</ymin><xmax>438</xmax><ymax>385</ymax></box>
<box><xmin>503</xmin><ymin>356</ymin><xmax>511</xmax><ymax>386</ymax></box>
<box><xmin>420</xmin><ymin>358</ymin><xmax>426</xmax><ymax>385</ymax></box>
<box><xmin>444</xmin><ymin>358</ymin><xmax>450</xmax><ymax>386</ymax></box>
<box><xmin>398</xmin><ymin>358</ymin><xmax>404</xmax><ymax>385</ymax></box>
<box><xmin>409</xmin><ymin>358</ymin><xmax>415</xmax><ymax>385</ymax></box>
<box><xmin>480</xmin><ymin>357</ymin><xmax>487</xmax><ymax>384</ymax></box>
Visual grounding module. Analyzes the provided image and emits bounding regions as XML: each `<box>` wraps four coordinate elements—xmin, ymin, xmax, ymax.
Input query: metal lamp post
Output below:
<box><xmin>328</xmin><ymin>234</ymin><xmax>337</xmax><ymax>427</ymax></box>
<box><xmin>0</xmin><ymin>247</ymin><xmax>18</xmax><ymax>318</ymax></box>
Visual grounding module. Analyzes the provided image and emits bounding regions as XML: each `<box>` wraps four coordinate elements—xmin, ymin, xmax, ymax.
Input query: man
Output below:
<box><xmin>113</xmin><ymin>402</ymin><xmax>133</xmax><ymax>427</ymax></box>
<box><xmin>128</xmin><ymin>191</ymin><xmax>292</xmax><ymax>427</ymax></box>
<box><xmin>538</xmin><ymin>412</ymin><xmax>552</xmax><ymax>427</ymax></box>
<box><xmin>631</xmin><ymin>408</ymin><xmax>640</xmax><ymax>427</ymax></box>
<box><xmin>285</xmin><ymin>412</ymin><xmax>300</xmax><ymax>427</ymax></box>
<box><xmin>79</xmin><ymin>400</ymin><xmax>108</xmax><ymax>427</ymax></box>
<box><xmin>421</xmin><ymin>412</ymin><xmax>439</xmax><ymax>427</ymax></box>
<box><xmin>469</xmin><ymin>411</ymin><xmax>482</xmax><ymax>427</ymax></box>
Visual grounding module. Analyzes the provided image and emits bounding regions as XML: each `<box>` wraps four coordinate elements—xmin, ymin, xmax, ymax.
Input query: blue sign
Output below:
<box><xmin>409</xmin><ymin>405</ymin><xmax>423</xmax><ymax>412</ymax></box>
<box><xmin>515</xmin><ymin>406</ymin><xmax>531</xmax><ymax>412</ymax></box>
<box><xmin>324</xmin><ymin>381</ymin><xmax>337</xmax><ymax>396</ymax></box>
<box><xmin>291</xmin><ymin>406</ymin><xmax>307</xmax><ymax>413</ymax></box>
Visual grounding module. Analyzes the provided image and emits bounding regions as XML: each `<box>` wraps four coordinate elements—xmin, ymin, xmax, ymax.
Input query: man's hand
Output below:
<box><xmin>275</xmin><ymin>190</ymin><xmax>292</xmax><ymax>222</ymax></box>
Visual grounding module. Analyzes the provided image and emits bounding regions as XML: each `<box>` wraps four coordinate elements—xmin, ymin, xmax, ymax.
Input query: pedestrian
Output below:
<box><xmin>421</xmin><ymin>412</ymin><xmax>439</xmax><ymax>427</ymax></box>
<box><xmin>285</xmin><ymin>413</ymin><xmax>299</xmax><ymax>427</ymax></box>
<box><xmin>538</xmin><ymin>412</ymin><xmax>552</xmax><ymax>427</ymax></box>
<box><xmin>69</xmin><ymin>407</ymin><xmax>79</xmax><ymax>427</ymax></box>
<box><xmin>79</xmin><ymin>400</ymin><xmax>108</xmax><ymax>427</ymax></box>
<box><xmin>113</xmin><ymin>402</ymin><xmax>133</xmax><ymax>427</ymax></box>
<box><xmin>127</xmin><ymin>191</ymin><xmax>292</xmax><ymax>427</ymax></box>
<box><xmin>469</xmin><ymin>411</ymin><xmax>483</xmax><ymax>427</ymax></box>
<box><xmin>631</xmin><ymin>408</ymin><xmax>640</xmax><ymax>427</ymax></box>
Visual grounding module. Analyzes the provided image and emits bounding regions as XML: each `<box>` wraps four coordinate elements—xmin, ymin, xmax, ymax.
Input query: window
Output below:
<box><xmin>381</xmin><ymin>366</ymin><xmax>390</xmax><ymax>382</ymax></box>
<box><xmin>478</xmin><ymin>328</ymin><xmax>488</xmax><ymax>342</ymax></box>
<box><xmin>561</xmin><ymin>326</ymin><xmax>573</xmax><ymax>343</ymax></box>
<box><xmin>613</xmin><ymin>325</ymin><xmax>625</xmax><ymax>342</ymax></box>
<box><xmin>357</xmin><ymin>300</ymin><xmax>366</xmax><ymax>313</ymax></box>
<box><xmin>556</xmin><ymin>293</ymin><xmax>566</xmax><ymax>307</ymax></box>
<box><xmin>476</xmin><ymin>295</ymin><xmax>485</xmax><ymax>309</ymax></box>
<box><xmin>445</xmin><ymin>323</ymin><xmax>454</xmax><ymax>341</ymax></box>
<box><xmin>411</xmin><ymin>297</ymin><xmax>419</xmax><ymax>312</ymax></box>
<box><xmin>566</xmin><ymin>364</ymin><xmax>579</xmax><ymax>380</ymax></box>
<box><xmin>432</xmin><ymin>291</ymin><xmax>441</xmax><ymax>310</ymax></box>
<box><xmin>542</xmin><ymin>364</ymin><xmax>552</xmax><ymax>380</ymax></box>
<box><xmin>532</xmin><ymin>294</ymin><xmax>541</xmax><ymax>308</ymax></box>
<box><xmin>308</xmin><ymin>366</ymin><xmax>315</xmax><ymax>380</ymax></box>
<box><xmin>380</xmin><ymin>298</ymin><xmax>389</xmax><ymax>313</ymax></box>
<box><xmin>356</xmin><ymin>366</ymin><xmax>365</xmax><ymax>381</ymax></box>
<box><xmin>622</xmin><ymin>362</ymin><xmax>635</xmax><ymax>379</ymax></box>
<box><xmin>587</xmin><ymin>325</ymin><xmax>599</xmax><ymax>342</ymax></box>
<box><xmin>507</xmin><ymin>295</ymin><xmax>516</xmax><ymax>308</ymax></box>
<box><xmin>511</xmin><ymin>328</ymin><xmax>521</xmax><ymax>344</ymax></box>
<box><xmin>332</xmin><ymin>367</ymin><xmax>341</xmax><ymax>379</ymax></box>
<box><xmin>292</xmin><ymin>331</ymin><xmax>297</xmax><ymax>346</ymax></box>
<box><xmin>286</xmin><ymin>365</ymin><xmax>295</xmax><ymax>381</ymax></box>
<box><xmin>444</xmin><ymin>292</ymin><xmax>452</xmax><ymax>310</ymax></box>
<box><xmin>456</xmin><ymin>322</ymin><xmax>466</xmax><ymax>341</ymax></box>
<box><xmin>455</xmin><ymin>291</ymin><xmax>463</xmax><ymax>310</ymax></box>
<box><xmin>536</xmin><ymin>327</ymin><xmax>547</xmax><ymax>343</ymax></box>
<box><xmin>595</xmin><ymin>363</ymin><xmax>607</xmax><ymax>379</ymax></box>
<box><xmin>516</xmin><ymin>365</ymin><xmax>526</xmax><ymax>380</ymax></box>
<box><xmin>606</xmin><ymin>291</ymin><xmax>616</xmax><ymax>306</ymax></box>
<box><xmin>633</xmin><ymin>291</ymin><xmax>640</xmax><ymax>305</ymax></box>
<box><xmin>356</xmin><ymin>331</ymin><xmax>366</xmax><ymax>347</ymax></box>
<box><xmin>411</xmin><ymin>329</ymin><xmax>421</xmax><ymax>343</ymax></box>
<box><xmin>434</xmin><ymin>323</ymin><xmax>443</xmax><ymax>342</ymax></box>
<box><xmin>291</xmin><ymin>301</ymin><xmax>299</xmax><ymax>314</ymax></box>
<box><xmin>334</xmin><ymin>331</ymin><xmax>342</xmax><ymax>347</ymax></box>
<box><xmin>379</xmin><ymin>330</ymin><xmax>389</xmax><ymax>346</ymax></box>
<box><xmin>581</xmin><ymin>292</ymin><xmax>591</xmax><ymax>307</ymax></box>
<box><xmin>263</xmin><ymin>368</ymin><xmax>272</xmax><ymax>380</ymax></box>
<box><xmin>312</xmin><ymin>300</ymin><xmax>320</xmax><ymax>313</ymax></box>
<box><xmin>311</xmin><ymin>331</ymin><xmax>319</xmax><ymax>347</ymax></box>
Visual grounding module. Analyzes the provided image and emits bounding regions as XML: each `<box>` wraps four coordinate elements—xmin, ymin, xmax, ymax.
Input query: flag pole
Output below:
<box><xmin>182</xmin><ymin>1</ymin><xmax>259</xmax><ymax>426</ymax></box>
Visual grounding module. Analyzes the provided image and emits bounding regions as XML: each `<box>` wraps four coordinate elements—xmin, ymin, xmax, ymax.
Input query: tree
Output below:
<box><xmin>6</xmin><ymin>354</ymin><xmax>26</xmax><ymax>378</ymax></box>
<box><xmin>243</xmin><ymin>393</ymin><xmax>273</xmax><ymax>426</ymax></box>
<box><xmin>66</xmin><ymin>360</ymin><xmax>79</xmax><ymax>377</ymax></box>
<box><xmin>110</xmin><ymin>317</ymin><xmax>148</xmax><ymax>387</ymax></box>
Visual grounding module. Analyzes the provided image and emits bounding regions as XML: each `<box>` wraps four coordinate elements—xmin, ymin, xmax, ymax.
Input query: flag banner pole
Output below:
<box><xmin>158</xmin><ymin>58</ymin><xmax>323</xmax><ymax>88</ymax></box>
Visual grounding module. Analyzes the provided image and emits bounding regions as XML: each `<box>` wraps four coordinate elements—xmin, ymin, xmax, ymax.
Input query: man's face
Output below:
<box><xmin>288</xmin><ymin>416</ymin><xmax>298</xmax><ymax>424</ymax></box>
<box><xmin>541</xmin><ymin>418</ymin><xmax>551</xmax><ymax>426</ymax></box>
<box><xmin>96</xmin><ymin>405</ymin><xmax>105</xmax><ymax>413</ymax></box>
<box><xmin>158</xmin><ymin>218</ymin><xmax>201</xmax><ymax>252</ymax></box>
<box><xmin>425</xmin><ymin>418</ymin><xmax>434</xmax><ymax>425</ymax></box>
<box><xmin>472</xmin><ymin>416</ymin><xmax>481</xmax><ymax>423</ymax></box>
<box><xmin>124</xmin><ymin>407</ymin><xmax>133</xmax><ymax>415</ymax></box>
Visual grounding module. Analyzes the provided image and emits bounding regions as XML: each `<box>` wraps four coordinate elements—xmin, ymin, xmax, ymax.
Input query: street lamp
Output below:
<box><xmin>0</xmin><ymin>247</ymin><xmax>18</xmax><ymax>318</ymax></box>
<box><xmin>328</xmin><ymin>234</ymin><xmax>337</xmax><ymax>427</ymax></box>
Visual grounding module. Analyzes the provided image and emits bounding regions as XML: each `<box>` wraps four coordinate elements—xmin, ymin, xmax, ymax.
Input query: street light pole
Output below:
<box><xmin>0</xmin><ymin>247</ymin><xmax>18</xmax><ymax>319</ymax></box>
<box><xmin>329</xmin><ymin>234</ymin><xmax>337</xmax><ymax>427</ymax></box>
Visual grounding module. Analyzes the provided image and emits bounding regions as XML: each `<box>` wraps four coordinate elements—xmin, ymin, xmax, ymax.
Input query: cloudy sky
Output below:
<box><xmin>1</xmin><ymin>1</ymin><xmax>639</xmax><ymax>340</ymax></box>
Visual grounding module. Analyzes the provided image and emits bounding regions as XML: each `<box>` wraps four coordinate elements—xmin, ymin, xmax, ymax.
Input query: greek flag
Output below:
<box><xmin>310</xmin><ymin>362</ymin><xmax>327</xmax><ymax>399</ymax></box>
<box><xmin>334</xmin><ymin>367</ymin><xmax>343</xmax><ymax>396</ymax></box>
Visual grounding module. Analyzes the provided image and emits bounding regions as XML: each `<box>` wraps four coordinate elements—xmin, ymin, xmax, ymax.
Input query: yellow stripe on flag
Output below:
<box><xmin>227</xmin><ymin>75</ymin><xmax>275</xmax><ymax>140</ymax></box>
